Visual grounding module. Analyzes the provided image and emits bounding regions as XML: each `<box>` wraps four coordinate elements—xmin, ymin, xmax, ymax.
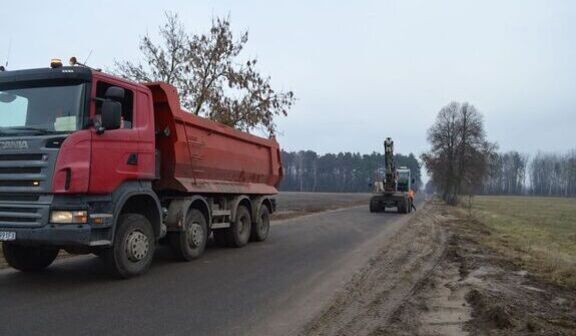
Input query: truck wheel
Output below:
<box><xmin>227</xmin><ymin>205</ymin><xmax>252</xmax><ymax>247</ymax></box>
<box><xmin>2</xmin><ymin>243</ymin><xmax>59</xmax><ymax>272</ymax></box>
<box><xmin>103</xmin><ymin>213</ymin><xmax>155</xmax><ymax>278</ymax></box>
<box><xmin>369</xmin><ymin>197</ymin><xmax>379</xmax><ymax>213</ymax></box>
<box><xmin>169</xmin><ymin>209</ymin><xmax>208</xmax><ymax>261</ymax></box>
<box><xmin>251</xmin><ymin>205</ymin><xmax>270</xmax><ymax>242</ymax></box>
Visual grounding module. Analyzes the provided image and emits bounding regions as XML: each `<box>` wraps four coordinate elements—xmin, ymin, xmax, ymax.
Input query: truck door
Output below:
<box><xmin>89</xmin><ymin>79</ymin><xmax>141</xmax><ymax>193</ymax></box>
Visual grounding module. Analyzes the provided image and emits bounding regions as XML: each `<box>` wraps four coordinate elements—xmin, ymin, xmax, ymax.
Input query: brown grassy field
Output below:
<box><xmin>466</xmin><ymin>195</ymin><xmax>576</xmax><ymax>288</ymax></box>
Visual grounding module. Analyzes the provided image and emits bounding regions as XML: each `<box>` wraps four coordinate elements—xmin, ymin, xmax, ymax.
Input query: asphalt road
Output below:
<box><xmin>274</xmin><ymin>192</ymin><xmax>372</xmax><ymax>213</ymax></box>
<box><xmin>0</xmin><ymin>194</ymin><xmax>416</xmax><ymax>336</ymax></box>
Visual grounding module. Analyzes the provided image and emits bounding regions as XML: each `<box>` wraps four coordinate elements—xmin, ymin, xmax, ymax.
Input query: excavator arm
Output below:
<box><xmin>383</xmin><ymin>137</ymin><xmax>397</xmax><ymax>192</ymax></box>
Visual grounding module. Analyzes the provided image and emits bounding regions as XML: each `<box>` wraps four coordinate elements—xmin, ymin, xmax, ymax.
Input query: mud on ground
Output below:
<box><xmin>301</xmin><ymin>200</ymin><xmax>576</xmax><ymax>336</ymax></box>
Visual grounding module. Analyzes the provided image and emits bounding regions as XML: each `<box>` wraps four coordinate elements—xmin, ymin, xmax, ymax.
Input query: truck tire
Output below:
<box><xmin>251</xmin><ymin>205</ymin><xmax>270</xmax><ymax>242</ymax></box>
<box><xmin>227</xmin><ymin>205</ymin><xmax>252</xmax><ymax>247</ymax></box>
<box><xmin>103</xmin><ymin>213</ymin><xmax>156</xmax><ymax>278</ymax></box>
<box><xmin>2</xmin><ymin>243</ymin><xmax>59</xmax><ymax>272</ymax></box>
<box><xmin>369</xmin><ymin>199</ymin><xmax>378</xmax><ymax>212</ymax></box>
<box><xmin>169</xmin><ymin>209</ymin><xmax>208</xmax><ymax>261</ymax></box>
<box><xmin>369</xmin><ymin>197</ymin><xmax>379</xmax><ymax>213</ymax></box>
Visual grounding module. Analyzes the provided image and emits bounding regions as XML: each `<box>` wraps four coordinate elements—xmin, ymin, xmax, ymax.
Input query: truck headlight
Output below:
<box><xmin>50</xmin><ymin>210</ymin><xmax>88</xmax><ymax>224</ymax></box>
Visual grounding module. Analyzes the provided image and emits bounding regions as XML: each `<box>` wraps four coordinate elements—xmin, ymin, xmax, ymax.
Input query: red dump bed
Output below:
<box><xmin>145</xmin><ymin>83</ymin><xmax>283</xmax><ymax>195</ymax></box>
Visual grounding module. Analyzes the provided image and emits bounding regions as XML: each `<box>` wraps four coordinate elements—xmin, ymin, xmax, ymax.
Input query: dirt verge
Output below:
<box><xmin>300</xmin><ymin>201</ymin><xmax>448</xmax><ymax>336</ymax></box>
<box><xmin>433</xmin><ymin>205</ymin><xmax>576</xmax><ymax>335</ymax></box>
<box><xmin>301</xmin><ymin>200</ymin><xmax>576</xmax><ymax>336</ymax></box>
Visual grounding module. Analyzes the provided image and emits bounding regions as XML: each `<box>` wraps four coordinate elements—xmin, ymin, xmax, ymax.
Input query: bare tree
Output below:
<box><xmin>483</xmin><ymin>151</ymin><xmax>529</xmax><ymax>194</ymax></box>
<box><xmin>115</xmin><ymin>13</ymin><xmax>295</xmax><ymax>135</ymax></box>
<box><xmin>481</xmin><ymin>149</ymin><xmax>576</xmax><ymax>197</ymax></box>
<box><xmin>421</xmin><ymin>102</ymin><xmax>459</xmax><ymax>204</ymax></box>
<box><xmin>421</xmin><ymin>102</ymin><xmax>494</xmax><ymax>205</ymax></box>
<box><xmin>529</xmin><ymin>150</ymin><xmax>576</xmax><ymax>197</ymax></box>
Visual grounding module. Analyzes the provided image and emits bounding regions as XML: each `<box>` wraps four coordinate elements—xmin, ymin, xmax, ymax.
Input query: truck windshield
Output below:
<box><xmin>0</xmin><ymin>83</ymin><xmax>86</xmax><ymax>135</ymax></box>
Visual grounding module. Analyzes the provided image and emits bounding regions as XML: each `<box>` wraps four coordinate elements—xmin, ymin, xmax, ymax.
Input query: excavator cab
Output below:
<box><xmin>396</xmin><ymin>168</ymin><xmax>411</xmax><ymax>192</ymax></box>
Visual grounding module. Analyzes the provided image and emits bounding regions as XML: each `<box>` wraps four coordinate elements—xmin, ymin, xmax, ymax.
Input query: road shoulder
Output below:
<box><xmin>299</xmin><ymin>200</ymin><xmax>576</xmax><ymax>336</ymax></box>
<box><xmin>250</xmin><ymin>205</ymin><xmax>415</xmax><ymax>335</ymax></box>
<box><xmin>299</xmin><ymin>201</ymin><xmax>447</xmax><ymax>336</ymax></box>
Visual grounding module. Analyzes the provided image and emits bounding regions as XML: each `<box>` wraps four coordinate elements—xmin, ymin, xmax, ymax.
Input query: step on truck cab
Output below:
<box><xmin>0</xmin><ymin>60</ymin><xmax>283</xmax><ymax>278</ymax></box>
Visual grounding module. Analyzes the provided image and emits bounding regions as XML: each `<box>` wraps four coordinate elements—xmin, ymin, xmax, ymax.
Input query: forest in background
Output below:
<box><xmin>279</xmin><ymin>150</ymin><xmax>421</xmax><ymax>193</ymax></box>
<box><xmin>279</xmin><ymin>149</ymin><xmax>576</xmax><ymax>198</ymax></box>
<box><xmin>482</xmin><ymin>150</ymin><xmax>576</xmax><ymax>197</ymax></box>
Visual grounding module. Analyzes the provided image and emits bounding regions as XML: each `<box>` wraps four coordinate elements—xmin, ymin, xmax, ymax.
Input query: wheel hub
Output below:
<box><xmin>187</xmin><ymin>222</ymin><xmax>204</xmax><ymax>248</ymax></box>
<box><xmin>125</xmin><ymin>230</ymin><xmax>149</xmax><ymax>262</ymax></box>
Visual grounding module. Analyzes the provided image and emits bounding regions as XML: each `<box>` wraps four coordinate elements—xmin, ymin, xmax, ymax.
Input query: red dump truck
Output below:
<box><xmin>0</xmin><ymin>61</ymin><xmax>282</xmax><ymax>277</ymax></box>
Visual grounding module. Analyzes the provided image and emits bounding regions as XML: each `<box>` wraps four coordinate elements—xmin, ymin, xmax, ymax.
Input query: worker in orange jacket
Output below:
<box><xmin>408</xmin><ymin>188</ymin><xmax>416</xmax><ymax>211</ymax></box>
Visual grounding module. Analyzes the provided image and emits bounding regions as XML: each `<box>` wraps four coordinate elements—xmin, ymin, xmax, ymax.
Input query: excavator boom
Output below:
<box><xmin>384</xmin><ymin>137</ymin><xmax>397</xmax><ymax>192</ymax></box>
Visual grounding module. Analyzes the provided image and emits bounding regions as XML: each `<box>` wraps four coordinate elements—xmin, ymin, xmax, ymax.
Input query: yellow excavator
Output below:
<box><xmin>369</xmin><ymin>137</ymin><xmax>414</xmax><ymax>213</ymax></box>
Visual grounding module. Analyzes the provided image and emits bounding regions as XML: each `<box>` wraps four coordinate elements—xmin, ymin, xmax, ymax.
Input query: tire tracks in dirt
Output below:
<box><xmin>300</xmin><ymin>202</ymin><xmax>448</xmax><ymax>336</ymax></box>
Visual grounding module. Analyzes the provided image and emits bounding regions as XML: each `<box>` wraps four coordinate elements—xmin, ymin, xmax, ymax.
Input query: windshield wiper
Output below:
<box><xmin>0</xmin><ymin>127</ymin><xmax>63</xmax><ymax>135</ymax></box>
<box><xmin>0</xmin><ymin>127</ymin><xmax>20</xmax><ymax>136</ymax></box>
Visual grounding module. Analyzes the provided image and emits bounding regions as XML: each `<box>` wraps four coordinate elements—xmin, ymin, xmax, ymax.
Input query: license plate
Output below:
<box><xmin>0</xmin><ymin>231</ymin><xmax>16</xmax><ymax>241</ymax></box>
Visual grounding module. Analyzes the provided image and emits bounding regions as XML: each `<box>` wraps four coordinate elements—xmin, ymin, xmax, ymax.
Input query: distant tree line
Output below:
<box><xmin>280</xmin><ymin>151</ymin><xmax>421</xmax><ymax>193</ymax></box>
<box><xmin>482</xmin><ymin>150</ymin><xmax>576</xmax><ymax>197</ymax></box>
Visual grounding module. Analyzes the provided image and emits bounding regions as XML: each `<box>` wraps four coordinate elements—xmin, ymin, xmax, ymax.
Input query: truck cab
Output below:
<box><xmin>0</xmin><ymin>65</ymin><xmax>161</xmax><ymax>274</ymax></box>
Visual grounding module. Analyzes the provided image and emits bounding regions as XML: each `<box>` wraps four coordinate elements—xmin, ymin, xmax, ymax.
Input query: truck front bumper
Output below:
<box><xmin>0</xmin><ymin>195</ymin><xmax>114</xmax><ymax>247</ymax></box>
<box><xmin>3</xmin><ymin>225</ymin><xmax>89</xmax><ymax>246</ymax></box>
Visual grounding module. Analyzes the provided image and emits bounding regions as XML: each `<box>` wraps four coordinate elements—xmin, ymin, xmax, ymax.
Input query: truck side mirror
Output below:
<box><xmin>100</xmin><ymin>100</ymin><xmax>122</xmax><ymax>132</ymax></box>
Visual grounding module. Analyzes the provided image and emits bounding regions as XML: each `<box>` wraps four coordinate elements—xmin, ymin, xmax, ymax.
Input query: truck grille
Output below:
<box><xmin>0</xmin><ymin>147</ymin><xmax>56</xmax><ymax>227</ymax></box>
<box><xmin>0</xmin><ymin>204</ymin><xmax>46</xmax><ymax>226</ymax></box>
<box><xmin>0</xmin><ymin>154</ymin><xmax>44</xmax><ymax>161</ymax></box>
<box><xmin>0</xmin><ymin>153</ymin><xmax>47</xmax><ymax>193</ymax></box>
<box><xmin>0</xmin><ymin>167</ymin><xmax>42</xmax><ymax>174</ymax></box>
<box><xmin>0</xmin><ymin>194</ymin><xmax>40</xmax><ymax>202</ymax></box>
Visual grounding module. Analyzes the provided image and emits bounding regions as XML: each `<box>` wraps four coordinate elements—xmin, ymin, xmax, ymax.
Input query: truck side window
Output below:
<box><xmin>95</xmin><ymin>82</ymin><xmax>134</xmax><ymax>128</ymax></box>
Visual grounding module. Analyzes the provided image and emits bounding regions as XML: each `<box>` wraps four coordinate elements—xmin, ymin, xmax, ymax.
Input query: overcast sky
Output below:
<box><xmin>1</xmin><ymin>0</ymin><xmax>575</xmax><ymax>157</ymax></box>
